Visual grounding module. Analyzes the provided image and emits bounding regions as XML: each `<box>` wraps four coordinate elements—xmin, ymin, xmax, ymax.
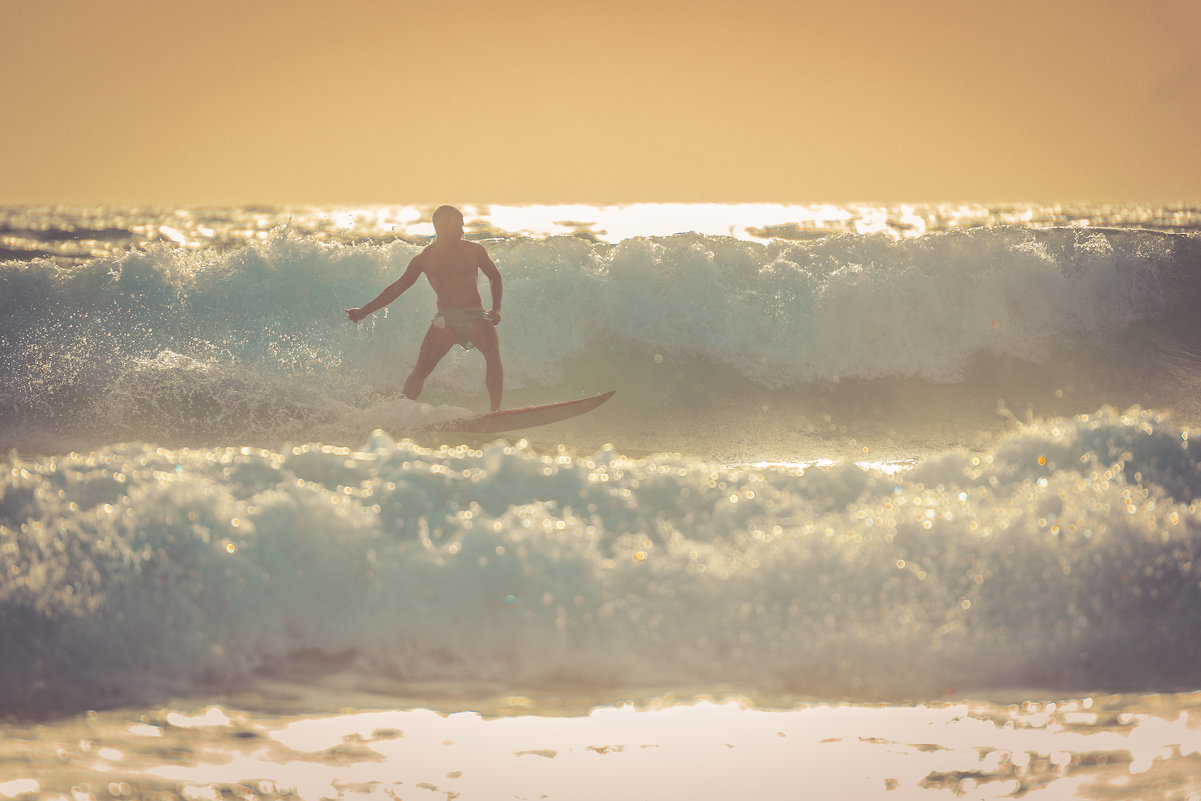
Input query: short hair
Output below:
<box><xmin>432</xmin><ymin>205</ymin><xmax>464</xmax><ymax>228</ymax></box>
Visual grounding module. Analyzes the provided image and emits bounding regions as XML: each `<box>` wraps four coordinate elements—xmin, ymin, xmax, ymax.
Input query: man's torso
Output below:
<box><xmin>420</xmin><ymin>240</ymin><xmax>484</xmax><ymax>311</ymax></box>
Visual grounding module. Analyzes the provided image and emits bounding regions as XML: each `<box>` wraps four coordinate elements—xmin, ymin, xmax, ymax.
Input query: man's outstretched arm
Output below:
<box><xmin>346</xmin><ymin>258</ymin><xmax>423</xmax><ymax>323</ymax></box>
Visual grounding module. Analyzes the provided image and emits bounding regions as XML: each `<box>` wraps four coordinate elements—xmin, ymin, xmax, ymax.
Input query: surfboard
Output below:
<box><xmin>427</xmin><ymin>390</ymin><xmax>616</xmax><ymax>434</ymax></box>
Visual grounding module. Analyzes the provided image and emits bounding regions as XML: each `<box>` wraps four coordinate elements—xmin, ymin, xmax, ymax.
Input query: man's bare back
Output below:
<box><xmin>421</xmin><ymin>239</ymin><xmax>498</xmax><ymax>312</ymax></box>
<box><xmin>345</xmin><ymin>206</ymin><xmax>504</xmax><ymax>410</ymax></box>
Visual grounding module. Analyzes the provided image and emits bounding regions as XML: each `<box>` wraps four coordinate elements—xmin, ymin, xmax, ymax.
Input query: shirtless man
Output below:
<box><xmin>346</xmin><ymin>205</ymin><xmax>504</xmax><ymax>411</ymax></box>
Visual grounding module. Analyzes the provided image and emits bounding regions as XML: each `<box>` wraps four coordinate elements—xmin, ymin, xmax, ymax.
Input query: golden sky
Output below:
<box><xmin>3</xmin><ymin>0</ymin><xmax>1198</xmax><ymax>205</ymax></box>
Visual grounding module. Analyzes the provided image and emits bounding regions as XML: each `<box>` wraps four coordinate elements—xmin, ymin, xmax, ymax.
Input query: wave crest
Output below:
<box><xmin>2</xmin><ymin>228</ymin><xmax>1197</xmax><ymax>451</ymax></box>
<box><xmin>1</xmin><ymin>408</ymin><xmax>1199</xmax><ymax>714</ymax></box>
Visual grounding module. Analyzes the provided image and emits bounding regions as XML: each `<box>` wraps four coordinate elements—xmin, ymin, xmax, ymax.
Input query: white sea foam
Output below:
<box><xmin>3</xmin><ymin>207</ymin><xmax>1200</xmax><ymax>715</ymax></box>
<box><xmin>2</xmin><ymin>225</ymin><xmax>1198</xmax><ymax>451</ymax></box>
<box><xmin>1</xmin><ymin>407</ymin><xmax>1197</xmax><ymax>714</ymax></box>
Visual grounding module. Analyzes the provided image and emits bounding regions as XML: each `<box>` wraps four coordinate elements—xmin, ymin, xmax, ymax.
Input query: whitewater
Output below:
<box><xmin>2</xmin><ymin>203</ymin><xmax>1201</xmax><ymax>800</ymax></box>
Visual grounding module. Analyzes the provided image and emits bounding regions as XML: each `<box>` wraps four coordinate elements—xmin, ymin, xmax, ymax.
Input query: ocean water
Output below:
<box><xmin>2</xmin><ymin>203</ymin><xmax>1201</xmax><ymax>799</ymax></box>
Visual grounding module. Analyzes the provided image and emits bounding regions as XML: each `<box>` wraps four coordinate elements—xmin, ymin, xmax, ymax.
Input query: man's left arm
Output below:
<box><xmin>479</xmin><ymin>245</ymin><xmax>503</xmax><ymax>325</ymax></box>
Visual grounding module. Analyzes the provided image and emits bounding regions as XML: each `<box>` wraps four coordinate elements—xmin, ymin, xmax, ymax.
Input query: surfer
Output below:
<box><xmin>346</xmin><ymin>205</ymin><xmax>504</xmax><ymax>411</ymax></box>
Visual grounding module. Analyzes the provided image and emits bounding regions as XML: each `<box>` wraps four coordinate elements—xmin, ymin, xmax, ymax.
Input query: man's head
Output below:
<box><xmin>432</xmin><ymin>205</ymin><xmax>465</xmax><ymax>239</ymax></box>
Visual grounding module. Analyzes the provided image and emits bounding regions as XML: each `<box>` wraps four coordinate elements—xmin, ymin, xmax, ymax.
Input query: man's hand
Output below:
<box><xmin>346</xmin><ymin>307</ymin><xmax>368</xmax><ymax>323</ymax></box>
<box><xmin>487</xmin><ymin>309</ymin><xmax>501</xmax><ymax>326</ymax></box>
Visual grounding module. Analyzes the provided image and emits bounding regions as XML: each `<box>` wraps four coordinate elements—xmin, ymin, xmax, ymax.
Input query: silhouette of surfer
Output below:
<box><xmin>346</xmin><ymin>205</ymin><xmax>504</xmax><ymax>411</ymax></box>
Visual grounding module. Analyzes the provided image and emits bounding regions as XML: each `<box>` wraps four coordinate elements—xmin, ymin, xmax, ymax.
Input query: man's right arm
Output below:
<box><xmin>477</xmin><ymin>245</ymin><xmax>503</xmax><ymax>325</ymax></box>
<box><xmin>346</xmin><ymin>255</ymin><xmax>424</xmax><ymax>323</ymax></box>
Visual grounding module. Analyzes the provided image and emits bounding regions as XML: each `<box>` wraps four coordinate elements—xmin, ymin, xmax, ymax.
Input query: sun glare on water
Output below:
<box><xmin>26</xmin><ymin>696</ymin><xmax>1199</xmax><ymax>800</ymax></box>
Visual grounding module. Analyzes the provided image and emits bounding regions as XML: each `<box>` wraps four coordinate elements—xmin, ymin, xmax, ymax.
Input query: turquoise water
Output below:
<box><xmin>2</xmin><ymin>203</ymin><xmax>1200</xmax><ymax>798</ymax></box>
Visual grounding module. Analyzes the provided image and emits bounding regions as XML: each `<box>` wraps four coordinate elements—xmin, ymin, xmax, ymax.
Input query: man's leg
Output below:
<box><xmin>468</xmin><ymin>318</ymin><xmax>503</xmax><ymax>411</ymax></box>
<box><xmin>403</xmin><ymin>325</ymin><xmax>457</xmax><ymax>401</ymax></box>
